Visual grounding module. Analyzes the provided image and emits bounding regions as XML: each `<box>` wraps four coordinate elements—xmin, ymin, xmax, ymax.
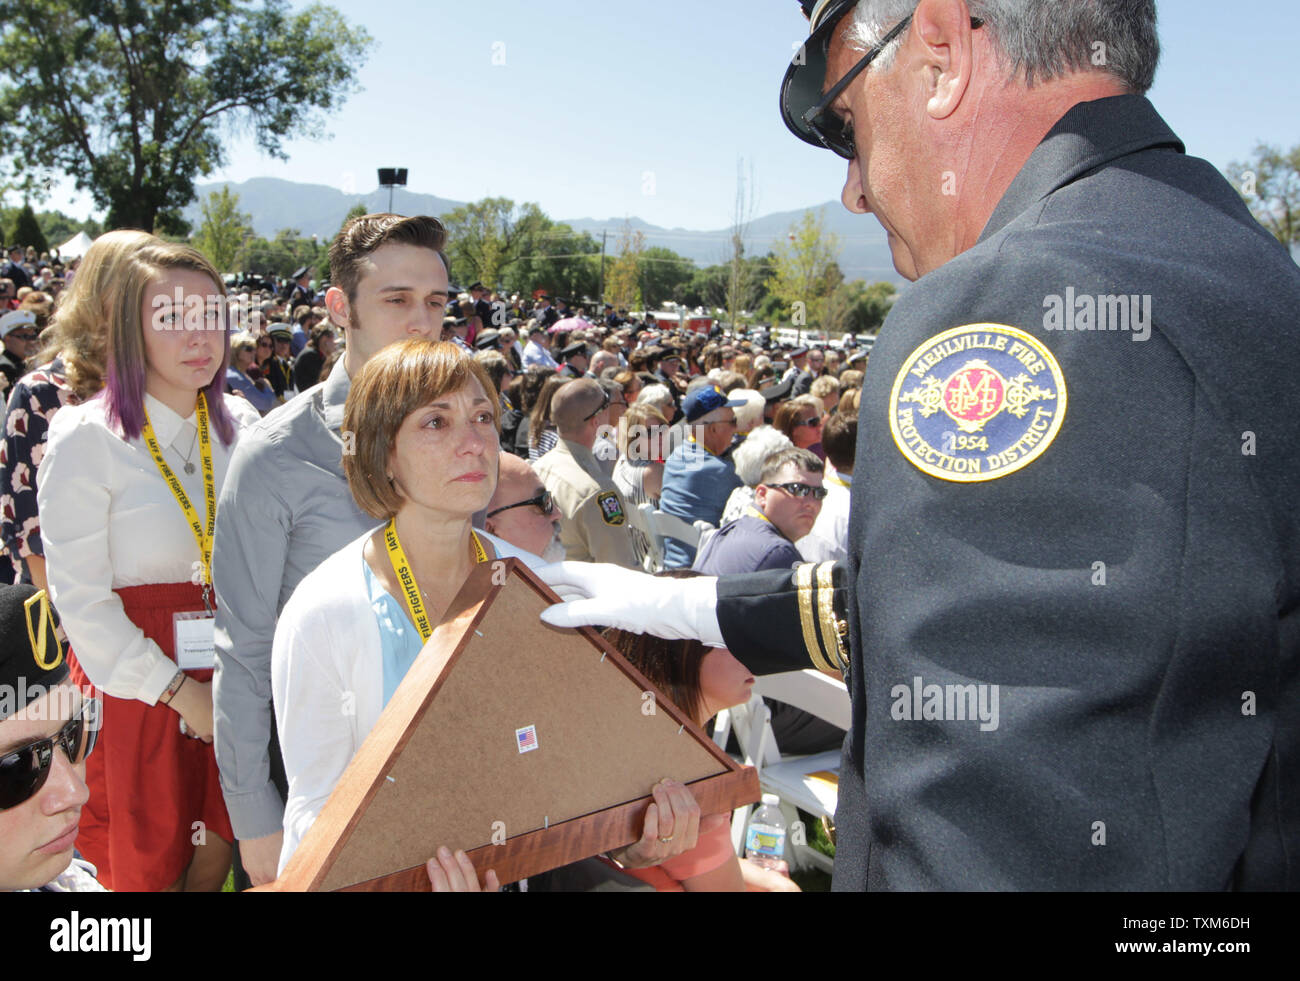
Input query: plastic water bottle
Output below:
<box><xmin>745</xmin><ymin>794</ymin><xmax>787</xmax><ymax>870</ymax></box>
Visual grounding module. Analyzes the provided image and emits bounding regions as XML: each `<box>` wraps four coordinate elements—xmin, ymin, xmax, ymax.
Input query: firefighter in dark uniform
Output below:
<box><xmin>557</xmin><ymin>342</ymin><xmax>590</xmax><ymax>379</ymax></box>
<box><xmin>533</xmin><ymin>293</ymin><xmax>560</xmax><ymax>330</ymax></box>
<box><xmin>539</xmin><ymin>0</ymin><xmax>1300</xmax><ymax>891</ymax></box>
<box><xmin>283</xmin><ymin>265</ymin><xmax>312</xmax><ymax>309</ymax></box>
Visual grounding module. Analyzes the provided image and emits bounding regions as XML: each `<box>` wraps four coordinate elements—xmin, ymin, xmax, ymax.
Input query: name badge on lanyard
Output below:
<box><xmin>174</xmin><ymin>611</ymin><xmax>216</xmax><ymax>670</ymax></box>
<box><xmin>143</xmin><ymin>393</ymin><xmax>218</xmax><ymax>672</ymax></box>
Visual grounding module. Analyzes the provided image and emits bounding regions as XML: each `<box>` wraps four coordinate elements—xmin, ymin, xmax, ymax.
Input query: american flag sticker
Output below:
<box><xmin>516</xmin><ymin>724</ymin><xmax>539</xmax><ymax>754</ymax></box>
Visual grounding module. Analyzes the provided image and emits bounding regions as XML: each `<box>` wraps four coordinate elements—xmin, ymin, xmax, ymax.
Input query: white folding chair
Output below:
<box><xmin>635</xmin><ymin>503</ymin><xmax>713</xmax><ymax>571</ymax></box>
<box><xmin>620</xmin><ymin>501</ymin><xmax>658</xmax><ymax>573</ymax></box>
<box><xmin>721</xmin><ymin>670</ymin><xmax>849</xmax><ymax>873</ymax></box>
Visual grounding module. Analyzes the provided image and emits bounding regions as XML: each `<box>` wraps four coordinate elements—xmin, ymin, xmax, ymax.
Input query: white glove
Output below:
<box><xmin>537</xmin><ymin>562</ymin><xmax>725</xmax><ymax>648</ymax></box>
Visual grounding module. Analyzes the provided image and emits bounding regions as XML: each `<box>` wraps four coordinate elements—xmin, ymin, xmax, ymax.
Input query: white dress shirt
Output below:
<box><xmin>521</xmin><ymin>338</ymin><xmax>558</xmax><ymax>370</ymax></box>
<box><xmin>37</xmin><ymin>393</ymin><xmax>260</xmax><ymax>704</ymax></box>
<box><xmin>272</xmin><ymin>528</ymin><xmax>543</xmax><ymax>873</ymax></box>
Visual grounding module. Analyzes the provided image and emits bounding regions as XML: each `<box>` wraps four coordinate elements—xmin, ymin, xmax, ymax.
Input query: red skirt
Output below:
<box><xmin>66</xmin><ymin>582</ymin><xmax>234</xmax><ymax>891</ymax></box>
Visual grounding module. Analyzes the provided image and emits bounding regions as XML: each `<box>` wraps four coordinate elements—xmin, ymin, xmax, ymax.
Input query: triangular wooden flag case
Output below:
<box><xmin>270</xmin><ymin>558</ymin><xmax>759</xmax><ymax>890</ymax></box>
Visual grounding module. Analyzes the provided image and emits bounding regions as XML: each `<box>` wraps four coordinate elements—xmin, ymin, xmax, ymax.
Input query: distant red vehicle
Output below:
<box><xmin>652</xmin><ymin>311</ymin><xmax>714</xmax><ymax>335</ymax></box>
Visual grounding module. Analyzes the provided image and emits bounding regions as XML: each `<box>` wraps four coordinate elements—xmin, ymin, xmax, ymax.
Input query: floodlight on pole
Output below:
<box><xmin>378</xmin><ymin>168</ymin><xmax>409</xmax><ymax>213</ymax></box>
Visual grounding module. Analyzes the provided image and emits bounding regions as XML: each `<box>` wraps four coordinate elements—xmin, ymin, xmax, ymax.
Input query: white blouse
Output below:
<box><xmin>273</xmin><ymin>528</ymin><xmax>543</xmax><ymax>874</ymax></box>
<box><xmin>37</xmin><ymin>392</ymin><xmax>261</xmax><ymax>705</ymax></box>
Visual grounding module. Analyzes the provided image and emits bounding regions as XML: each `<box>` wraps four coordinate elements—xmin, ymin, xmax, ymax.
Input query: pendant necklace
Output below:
<box><xmin>176</xmin><ymin>425</ymin><xmax>199</xmax><ymax>475</ymax></box>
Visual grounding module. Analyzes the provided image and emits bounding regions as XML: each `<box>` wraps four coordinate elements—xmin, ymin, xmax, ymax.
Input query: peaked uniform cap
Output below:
<box><xmin>780</xmin><ymin>0</ymin><xmax>860</xmax><ymax>150</ymax></box>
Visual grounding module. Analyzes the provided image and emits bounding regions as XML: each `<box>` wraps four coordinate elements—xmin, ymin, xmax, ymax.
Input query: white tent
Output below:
<box><xmin>55</xmin><ymin>231</ymin><xmax>94</xmax><ymax>260</ymax></box>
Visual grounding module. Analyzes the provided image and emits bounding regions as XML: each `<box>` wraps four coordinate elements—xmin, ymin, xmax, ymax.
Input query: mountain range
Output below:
<box><xmin>185</xmin><ymin>177</ymin><xmax>904</xmax><ymax>285</ymax></box>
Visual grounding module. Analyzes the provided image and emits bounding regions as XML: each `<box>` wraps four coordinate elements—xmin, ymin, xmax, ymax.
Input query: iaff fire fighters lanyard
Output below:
<box><xmin>141</xmin><ymin>392</ymin><xmax>215</xmax><ymax>611</ymax></box>
<box><xmin>384</xmin><ymin>519</ymin><xmax>489</xmax><ymax>642</ymax></box>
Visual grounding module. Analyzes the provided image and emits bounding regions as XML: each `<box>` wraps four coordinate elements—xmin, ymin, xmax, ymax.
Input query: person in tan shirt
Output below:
<box><xmin>532</xmin><ymin>378</ymin><xmax>638</xmax><ymax>568</ymax></box>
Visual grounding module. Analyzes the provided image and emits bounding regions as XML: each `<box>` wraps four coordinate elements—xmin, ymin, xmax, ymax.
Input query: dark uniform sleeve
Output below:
<box><xmin>715</xmin><ymin>561</ymin><xmax>850</xmax><ymax>677</ymax></box>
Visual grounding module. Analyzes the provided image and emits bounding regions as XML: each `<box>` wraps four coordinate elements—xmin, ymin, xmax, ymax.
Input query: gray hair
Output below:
<box><xmin>635</xmin><ymin>383</ymin><xmax>675</xmax><ymax>416</ymax></box>
<box><xmin>732</xmin><ymin>425</ymin><xmax>795</xmax><ymax>488</ymax></box>
<box><xmin>845</xmin><ymin>0</ymin><xmax>1158</xmax><ymax>94</ymax></box>
<box><xmin>730</xmin><ymin>388</ymin><xmax>767</xmax><ymax>433</ymax></box>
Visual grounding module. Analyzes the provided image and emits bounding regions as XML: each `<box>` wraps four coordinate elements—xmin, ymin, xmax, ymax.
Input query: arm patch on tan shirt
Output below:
<box><xmin>596</xmin><ymin>491</ymin><xmax>625</xmax><ymax>526</ymax></box>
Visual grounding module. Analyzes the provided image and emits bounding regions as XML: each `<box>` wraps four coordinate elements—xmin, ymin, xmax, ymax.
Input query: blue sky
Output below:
<box><xmin>36</xmin><ymin>0</ymin><xmax>1299</xmax><ymax>231</ymax></box>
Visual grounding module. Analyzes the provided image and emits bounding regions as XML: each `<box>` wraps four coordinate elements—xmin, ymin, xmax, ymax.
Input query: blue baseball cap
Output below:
<box><xmin>682</xmin><ymin>385</ymin><xmax>745</xmax><ymax>424</ymax></box>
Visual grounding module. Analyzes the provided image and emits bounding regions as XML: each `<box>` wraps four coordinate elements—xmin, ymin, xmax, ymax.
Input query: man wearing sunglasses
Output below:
<box><xmin>0</xmin><ymin>583</ymin><xmax>103</xmax><ymax>891</ymax></box>
<box><xmin>543</xmin><ymin>0</ymin><xmax>1300</xmax><ymax>893</ymax></box>
<box><xmin>484</xmin><ymin>453</ymin><xmax>566</xmax><ymax>564</ymax></box>
<box><xmin>0</xmin><ymin>309</ymin><xmax>38</xmax><ymax>391</ymax></box>
<box><xmin>693</xmin><ymin>447</ymin><xmax>825</xmax><ymax>576</ymax></box>
<box><xmin>533</xmin><ymin>378</ymin><xmax>639</xmax><ymax>568</ymax></box>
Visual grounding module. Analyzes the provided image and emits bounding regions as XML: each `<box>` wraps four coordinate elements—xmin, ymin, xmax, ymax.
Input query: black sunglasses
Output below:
<box><xmin>582</xmin><ymin>389</ymin><xmax>611</xmax><ymax>422</ymax></box>
<box><xmin>0</xmin><ymin>697</ymin><xmax>100</xmax><ymax>810</ymax></box>
<box><xmin>764</xmin><ymin>481</ymin><xmax>829</xmax><ymax>500</ymax></box>
<box><xmin>486</xmin><ymin>488</ymin><xmax>554</xmax><ymax>519</ymax></box>
<box><xmin>802</xmin><ymin>13</ymin><xmax>983</xmax><ymax>159</ymax></box>
<box><xmin>792</xmin><ymin>415</ymin><xmax>823</xmax><ymax>428</ymax></box>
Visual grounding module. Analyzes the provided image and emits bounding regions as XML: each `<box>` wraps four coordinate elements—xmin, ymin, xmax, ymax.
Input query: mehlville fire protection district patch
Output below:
<box><xmin>889</xmin><ymin>323</ymin><xmax>1067</xmax><ymax>482</ymax></box>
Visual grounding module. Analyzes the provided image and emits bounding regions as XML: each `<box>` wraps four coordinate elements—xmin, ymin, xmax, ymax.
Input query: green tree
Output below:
<box><xmin>193</xmin><ymin>187</ymin><xmax>253</xmax><ymax>273</ymax></box>
<box><xmin>825</xmin><ymin>279</ymin><xmax>896</xmax><ymax>336</ymax></box>
<box><xmin>441</xmin><ymin>197</ymin><xmax>550</xmax><ymax>288</ymax></box>
<box><xmin>238</xmin><ymin>228</ymin><xmax>324</xmax><ymax>279</ymax></box>
<box><xmin>341</xmin><ymin>202</ymin><xmax>369</xmax><ymax>230</ymax></box>
<box><xmin>10</xmin><ymin>201</ymin><xmax>48</xmax><ymax>254</ymax></box>
<box><xmin>848</xmin><ymin>280</ymin><xmax>897</xmax><ymax>334</ymax></box>
<box><xmin>639</xmin><ymin>246</ymin><xmax>695</xmax><ymax>310</ymax></box>
<box><xmin>38</xmin><ymin>210</ymin><xmax>102</xmax><ymax>247</ymax></box>
<box><xmin>507</xmin><ymin>220</ymin><xmax>601</xmax><ymax>301</ymax></box>
<box><xmin>1227</xmin><ymin>143</ymin><xmax>1300</xmax><ymax>247</ymax></box>
<box><xmin>767</xmin><ymin>209</ymin><xmax>841</xmax><ymax>329</ymax></box>
<box><xmin>0</xmin><ymin>1</ymin><xmax>372</xmax><ymax>233</ymax></box>
<box><xmin>606</xmin><ymin>222</ymin><xmax>645</xmax><ymax>312</ymax></box>
<box><xmin>680</xmin><ymin>262</ymin><xmax>729</xmax><ymax>311</ymax></box>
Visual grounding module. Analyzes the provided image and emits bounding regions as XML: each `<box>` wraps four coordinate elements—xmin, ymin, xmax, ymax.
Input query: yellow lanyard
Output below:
<box><xmin>141</xmin><ymin>393</ymin><xmax>215</xmax><ymax>611</ymax></box>
<box><xmin>383</xmin><ymin>519</ymin><xmax>489</xmax><ymax>642</ymax></box>
<box><xmin>744</xmin><ymin>504</ymin><xmax>772</xmax><ymax>525</ymax></box>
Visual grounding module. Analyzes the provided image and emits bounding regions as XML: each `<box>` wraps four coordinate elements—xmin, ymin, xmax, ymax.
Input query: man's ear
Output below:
<box><xmin>912</xmin><ymin>0</ymin><xmax>977</xmax><ymax>121</ymax></box>
<box><xmin>325</xmin><ymin>286</ymin><xmax>353</xmax><ymax>331</ymax></box>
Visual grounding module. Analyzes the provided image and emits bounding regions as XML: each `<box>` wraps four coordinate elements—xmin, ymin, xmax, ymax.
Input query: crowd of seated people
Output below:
<box><xmin>0</xmin><ymin>215</ymin><xmax>867</xmax><ymax>893</ymax></box>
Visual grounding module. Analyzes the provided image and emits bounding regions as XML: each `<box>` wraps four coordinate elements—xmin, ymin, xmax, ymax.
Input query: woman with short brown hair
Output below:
<box><xmin>272</xmin><ymin>340</ymin><xmax>527</xmax><ymax>873</ymax></box>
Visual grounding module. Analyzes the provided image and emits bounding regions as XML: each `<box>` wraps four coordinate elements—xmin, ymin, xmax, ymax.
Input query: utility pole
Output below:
<box><xmin>599</xmin><ymin>229</ymin><xmax>607</xmax><ymax>306</ymax></box>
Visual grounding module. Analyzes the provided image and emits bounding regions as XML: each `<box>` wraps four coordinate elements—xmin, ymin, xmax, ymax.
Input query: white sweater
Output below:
<box><xmin>272</xmin><ymin>526</ymin><xmax>542</xmax><ymax>873</ymax></box>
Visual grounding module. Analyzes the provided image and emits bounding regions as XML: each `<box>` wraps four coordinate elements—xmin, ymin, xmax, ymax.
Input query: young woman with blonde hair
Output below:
<box><xmin>38</xmin><ymin>240</ymin><xmax>261</xmax><ymax>891</ymax></box>
<box><xmin>1</xmin><ymin>229</ymin><xmax>157</xmax><ymax>594</ymax></box>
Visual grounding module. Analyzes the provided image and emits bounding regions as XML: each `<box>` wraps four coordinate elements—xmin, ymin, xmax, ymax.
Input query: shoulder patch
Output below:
<box><xmin>889</xmin><ymin>323</ymin><xmax>1066</xmax><ymax>482</ymax></box>
<box><xmin>596</xmin><ymin>490</ymin><xmax>625</xmax><ymax>526</ymax></box>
